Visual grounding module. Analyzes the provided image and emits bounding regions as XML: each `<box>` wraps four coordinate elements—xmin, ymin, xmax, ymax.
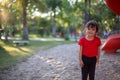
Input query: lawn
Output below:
<box><xmin>0</xmin><ymin>40</ymin><xmax>75</xmax><ymax>69</ymax></box>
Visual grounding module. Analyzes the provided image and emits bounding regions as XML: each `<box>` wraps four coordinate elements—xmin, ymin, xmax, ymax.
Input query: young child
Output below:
<box><xmin>78</xmin><ymin>20</ymin><xmax>101</xmax><ymax>80</ymax></box>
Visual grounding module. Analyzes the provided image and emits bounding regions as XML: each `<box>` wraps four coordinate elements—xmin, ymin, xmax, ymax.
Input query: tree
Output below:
<box><xmin>82</xmin><ymin>0</ymin><xmax>91</xmax><ymax>27</ymax></box>
<box><xmin>0</xmin><ymin>10</ymin><xmax>2</xmax><ymax>40</ymax></box>
<box><xmin>14</xmin><ymin>0</ymin><xmax>47</xmax><ymax>40</ymax></box>
<box><xmin>0</xmin><ymin>0</ymin><xmax>13</xmax><ymax>41</ymax></box>
<box><xmin>46</xmin><ymin>0</ymin><xmax>62</xmax><ymax>37</ymax></box>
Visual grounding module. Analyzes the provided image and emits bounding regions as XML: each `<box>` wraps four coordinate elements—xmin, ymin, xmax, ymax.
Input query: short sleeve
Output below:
<box><xmin>78</xmin><ymin>37</ymin><xmax>84</xmax><ymax>46</ymax></box>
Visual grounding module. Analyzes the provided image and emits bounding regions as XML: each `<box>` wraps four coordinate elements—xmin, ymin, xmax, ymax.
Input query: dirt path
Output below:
<box><xmin>0</xmin><ymin>44</ymin><xmax>120</xmax><ymax>80</ymax></box>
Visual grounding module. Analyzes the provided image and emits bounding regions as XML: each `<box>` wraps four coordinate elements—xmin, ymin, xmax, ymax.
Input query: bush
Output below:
<box><xmin>64</xmin><ymin>36</ymin><xmax>70</xmax><ymax>41</ymax></box>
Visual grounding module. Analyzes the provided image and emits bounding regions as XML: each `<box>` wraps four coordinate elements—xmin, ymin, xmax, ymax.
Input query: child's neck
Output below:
<box><xmin>85</xmin><ymin>35</ymin><xmax>94</xmax><ymax>40</ymax></box>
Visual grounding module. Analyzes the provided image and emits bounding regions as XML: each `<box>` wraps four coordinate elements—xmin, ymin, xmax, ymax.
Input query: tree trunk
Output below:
<box><xmin>52</xmin><ymin>10</ymin><xmax>57</xmax><ymax>37</ymax></box>
<box><xmin>52</xmin><ymin>22</ymin><xmax>56</xmax><ymax>37</ymax></box>
<box><xmin>81</xmin><ymin>0</ymin><xmax>91</xmax><ymax>36</ymax></box>
<box><xmin>0</xmin><ymin>10</ymin><xmax>2</xmax><ymax>40</ymax></box>
<box><xmin>83</xmin><ymin>0</ymin><xmax>90</xmax><ymax>25</ymax></box>
<box><xmin>11</xmin><ymin>24</ymin><xmax>15</xmax><ymax>37</ymax></box>
<box><xmin>0</xmin><ymin>24</ymin><xmax>2</xmax><ymax>40</ymax></box>
<box><xmin>67</xmin><ymin>23</ymin><xmax>70</xmax><ymax>38</ymax></box>
<box><xmin>4</xmin><ymin>29</ymin><xmax>8</xmax><ymax>41</ymax></box>
<box><xmin>22</xmin><ymin>3</ymin><xmax>29</xmax><ymax>40</ymax></box>
<box><xmin>4</xmin><ymin>25</ymin><xmax>8</xmax><ymax>41</ymax></box>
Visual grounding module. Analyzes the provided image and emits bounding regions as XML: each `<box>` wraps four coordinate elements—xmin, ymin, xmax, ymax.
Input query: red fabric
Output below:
<box><xmin>105</xmin><ymin>0</ymin><xmax>120</xmax><ymax>15</ymax></box>
<box><xmin>78</xmin><ymin>37</ymin><xmax>101</xmax><ymax>57</ymax></box>
<box><xmin>101</xmin><ymin>34</ymin><xmax>120</xmax><ymax>53</ymax></box>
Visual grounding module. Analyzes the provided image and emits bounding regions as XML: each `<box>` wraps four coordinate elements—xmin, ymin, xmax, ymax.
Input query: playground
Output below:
<box><xmin>0</xmin><ymin>0</ymin><xmax>120</xmax><ymax>80</ymax></box>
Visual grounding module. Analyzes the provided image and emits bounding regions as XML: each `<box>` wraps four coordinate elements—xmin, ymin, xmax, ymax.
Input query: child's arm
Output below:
<box><xmin>79</xmin><ymin>45</ymin><xmax>84</xmax><ymax>67</ymax></box>
<box><xmin>96</xmin><ymin>47</ymin><xmax>100</xmax><ymax>64</ymax></box>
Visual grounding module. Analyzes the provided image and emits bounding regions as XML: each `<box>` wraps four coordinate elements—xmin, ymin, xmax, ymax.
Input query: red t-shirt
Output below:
<box><xmin>78</xmin><ymin>36</ymin><xmax>101</xmax><ymax>57</ymax></box>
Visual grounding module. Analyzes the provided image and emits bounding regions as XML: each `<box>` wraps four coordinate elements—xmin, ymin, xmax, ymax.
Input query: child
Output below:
<box><xmin>78</xmin><ymin>20</ymin><xmax>101</xmax><ymax>80</ymax></box>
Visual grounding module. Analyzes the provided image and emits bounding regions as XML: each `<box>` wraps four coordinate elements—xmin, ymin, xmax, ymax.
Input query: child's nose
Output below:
<box><xmin>89</xmin><ymin>29</ymin><xmax>93</xmax><ymax>32</ymax></box>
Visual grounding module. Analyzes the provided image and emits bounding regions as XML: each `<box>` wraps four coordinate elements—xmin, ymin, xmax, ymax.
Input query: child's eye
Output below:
<box><xmin>88</xmin><ymin>28</ymin><xmax>96</xmax><ymax>31</ymax></box>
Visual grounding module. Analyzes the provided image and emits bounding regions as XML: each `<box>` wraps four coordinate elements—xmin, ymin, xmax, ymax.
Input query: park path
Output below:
<box><xmin>0</xmin><ymin>43</ymin><xmax>120</xmax><ymax>80</ymax></box>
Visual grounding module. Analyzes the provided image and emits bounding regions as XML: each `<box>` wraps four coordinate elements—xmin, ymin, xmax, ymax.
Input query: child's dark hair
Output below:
<box><xmin>85</xmin><ymin>20</ymin><xmax>99</xmax><ymax>32</ymax></box>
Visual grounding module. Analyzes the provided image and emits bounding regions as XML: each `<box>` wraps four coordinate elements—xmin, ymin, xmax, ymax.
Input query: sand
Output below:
<box><xmin>0</xmin><ymin>43</ymin><xmax>120</xmax><ymax>80</ymax></box>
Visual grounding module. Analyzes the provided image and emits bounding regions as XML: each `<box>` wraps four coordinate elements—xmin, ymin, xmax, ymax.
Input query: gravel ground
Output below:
<box><xmin>0</xmin><ymin>43</ymin><xmax>120</xmax><ymax>80</ymax></box>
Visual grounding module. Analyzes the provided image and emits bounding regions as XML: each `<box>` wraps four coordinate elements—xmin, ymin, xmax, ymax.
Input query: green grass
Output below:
<box><xmin>0</xmin><ymin>40</ymin><xmax>75</xmax><ymax>69</ymax></box>
<box><xmin>15</xmin><ymin>33</ymin><xmax>54</xmax><ymax>38</ymax></box>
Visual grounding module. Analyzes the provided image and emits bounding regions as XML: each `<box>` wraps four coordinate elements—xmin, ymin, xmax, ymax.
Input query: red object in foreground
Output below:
<box><xmin>101</xmin><ymin>34</ymin><xmax>120</xmax><ymax>53</ymax></box>
<box><xmin>105</xmin><ymin>0</ymin><xmax>120</xmax><ymax>15</ymax></box>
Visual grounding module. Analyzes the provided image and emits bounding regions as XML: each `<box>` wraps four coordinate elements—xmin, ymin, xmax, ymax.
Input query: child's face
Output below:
<box><xmin>85</xmin><ymin>26</ymin><xmax>97</xmax><ymax>37</ymax></box>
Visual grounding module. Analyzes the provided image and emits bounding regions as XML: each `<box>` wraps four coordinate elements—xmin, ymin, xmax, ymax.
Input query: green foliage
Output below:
<box><xmin>46</xmin><ymin>0</ymin><xmax>62</xmax><ymax>11</ymax></box>
<box><xmin>0</xmin><ymin>0</ymin><xmax>119</xmax><ymax>38</ymax></box>
<box><xmin>64</xmin><ymin>36</ymin><xmax>70</xmax><ymax>41</ymax></box>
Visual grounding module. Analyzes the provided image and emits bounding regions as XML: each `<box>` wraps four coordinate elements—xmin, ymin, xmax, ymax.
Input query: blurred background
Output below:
<box><xmin>0</xmin><ymin>0</ymin><xmax>120</xmax><ymax>41</ymax></box>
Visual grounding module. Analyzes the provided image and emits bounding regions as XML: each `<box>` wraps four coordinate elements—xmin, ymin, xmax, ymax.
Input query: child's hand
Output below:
<box><xmin>96</xmin><ymin>59</ymin><xmax>99</xmax><ymax>65</ymax></box>
<box><xmin>80</xmin><ymin>60</ymin><xmax>84</xmax><ymax>67</ymax></box>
